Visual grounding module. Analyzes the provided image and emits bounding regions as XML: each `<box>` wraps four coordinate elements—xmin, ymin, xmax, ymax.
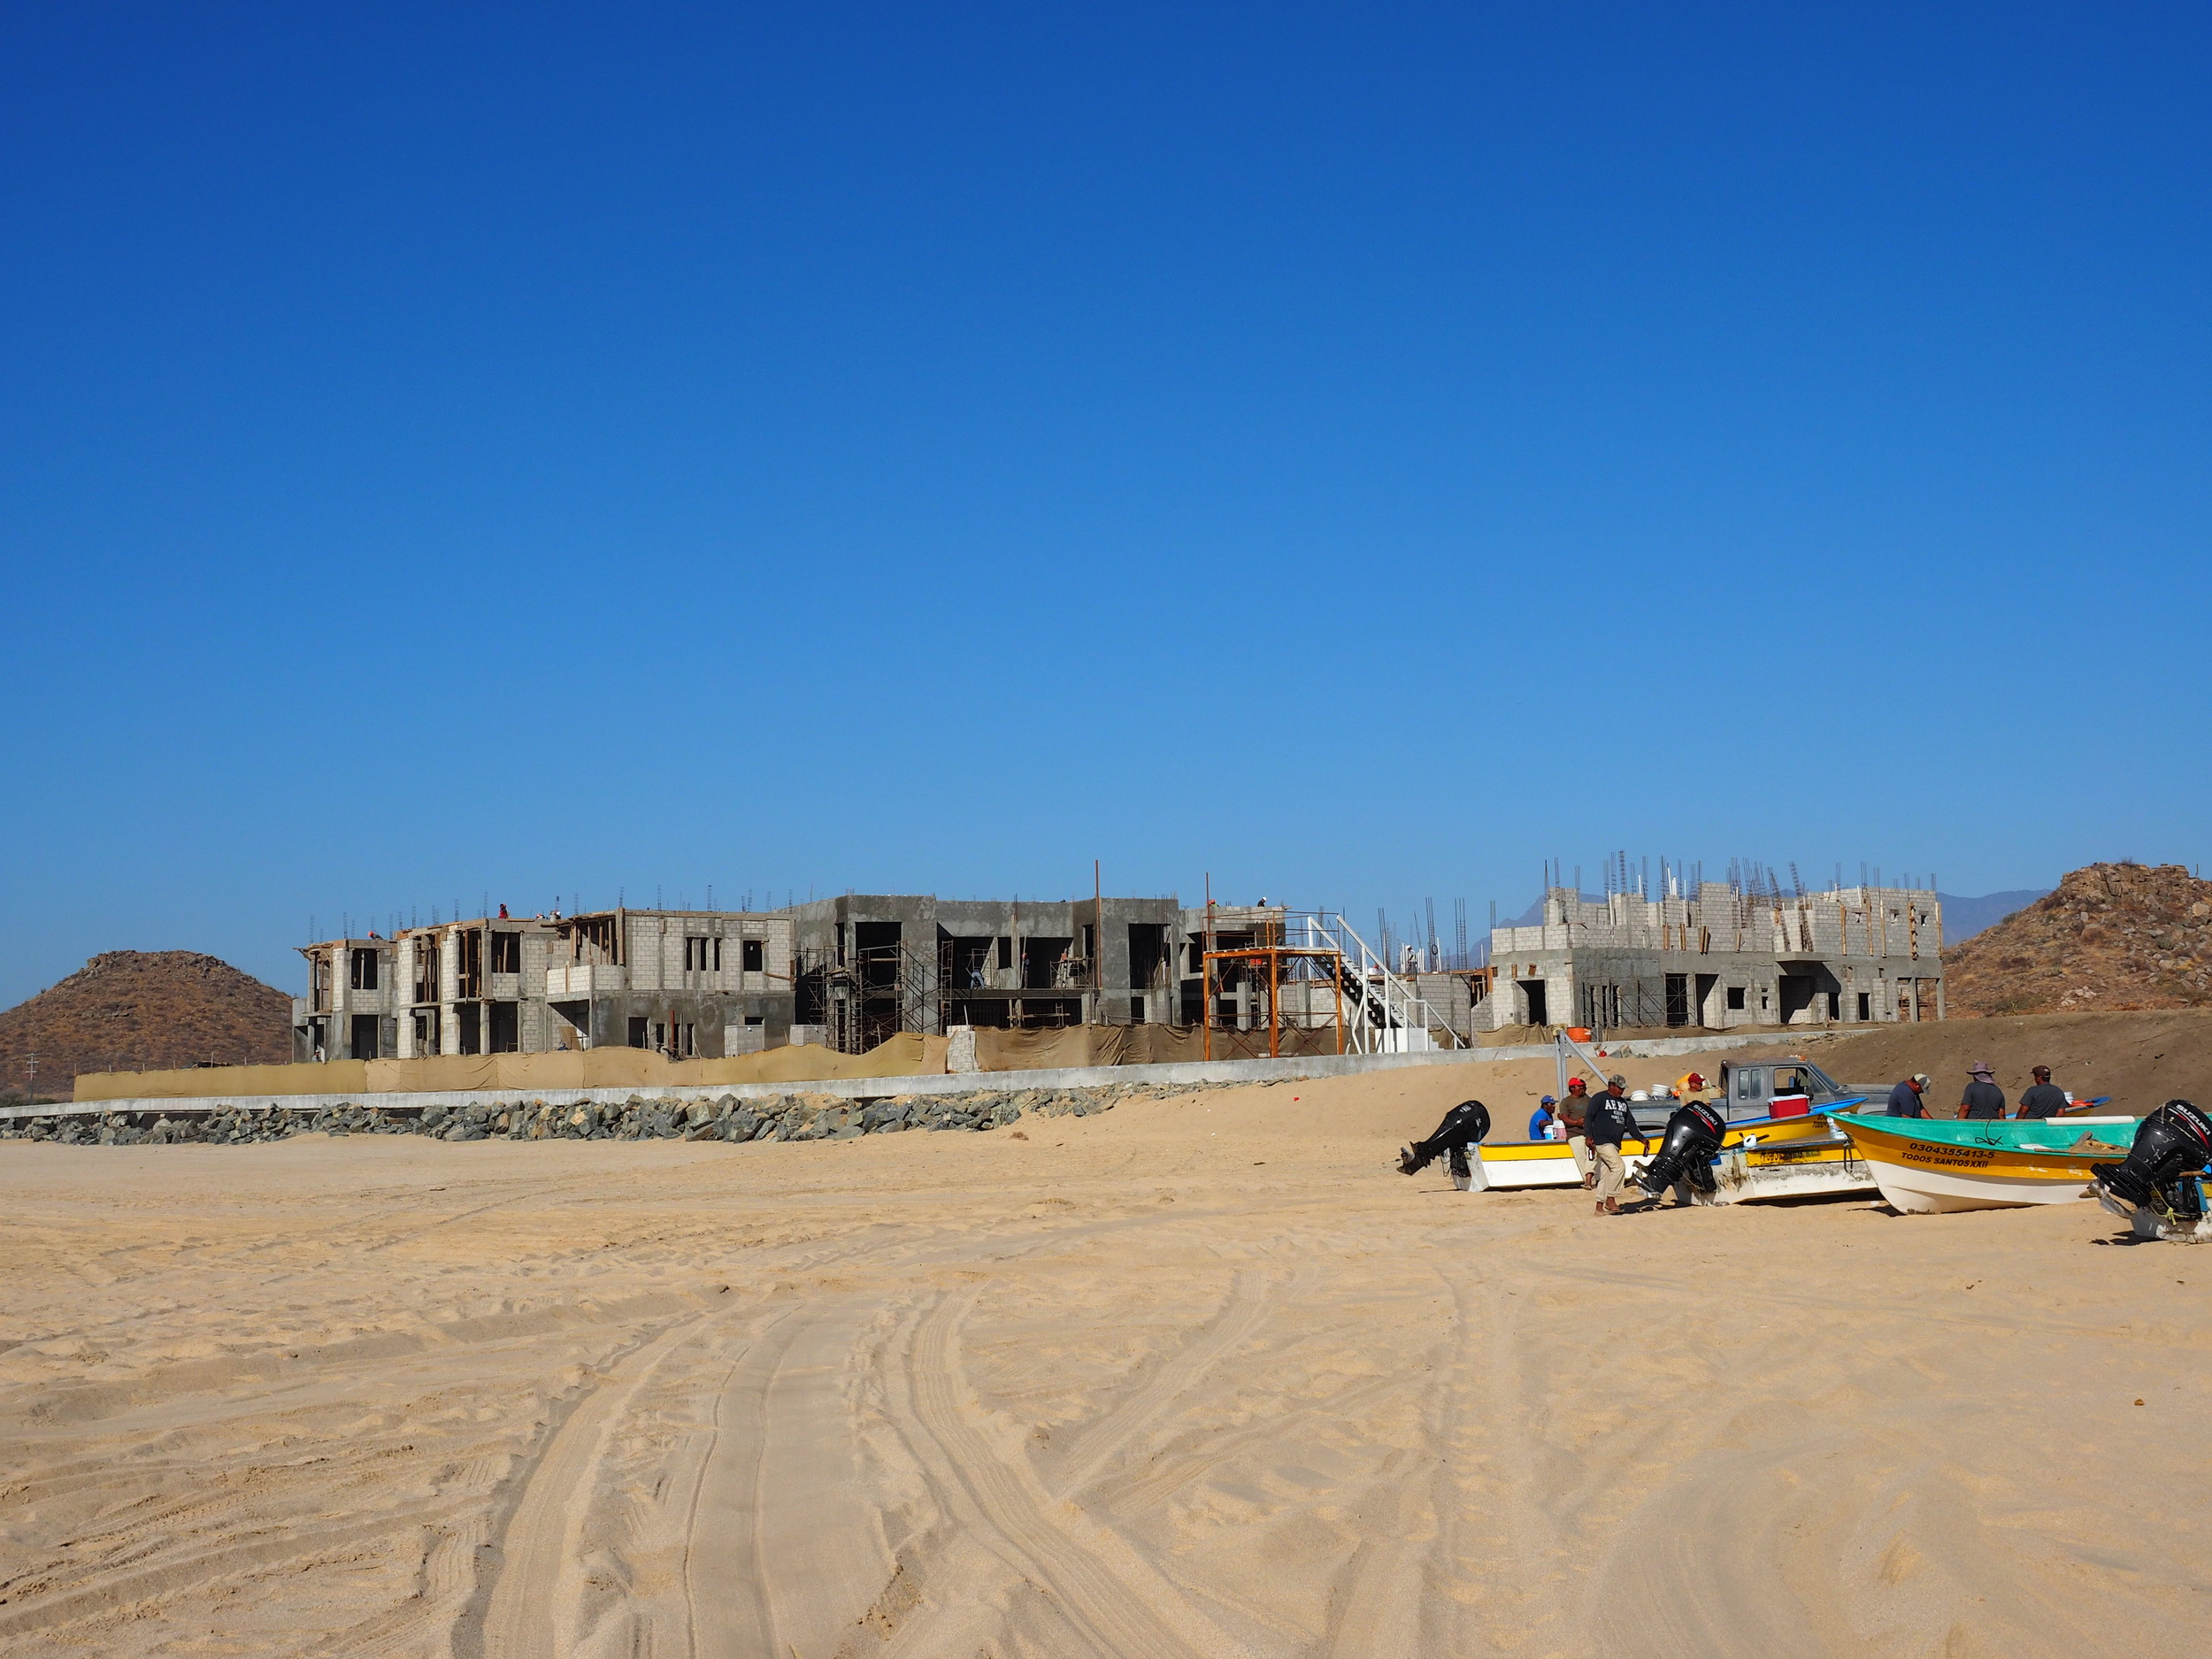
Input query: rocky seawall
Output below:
<box><xmin>1</xmin><ymin>1079</ymin><xmax>1229</xmax><ymax>1147</ymax></box>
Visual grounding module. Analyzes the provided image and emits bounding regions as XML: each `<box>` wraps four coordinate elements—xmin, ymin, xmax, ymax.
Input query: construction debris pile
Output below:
<box><xmin>0</xmin><ymin>1079</ymin><xmax>1231</xmax><ymax>1146</ymax></box>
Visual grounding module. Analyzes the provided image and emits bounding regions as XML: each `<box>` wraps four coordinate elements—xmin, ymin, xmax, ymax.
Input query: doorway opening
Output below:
<box><xmin>1519</xmin><ymin>979</ymin><xmax>1548</xmax><ymax>1025</ymax></box>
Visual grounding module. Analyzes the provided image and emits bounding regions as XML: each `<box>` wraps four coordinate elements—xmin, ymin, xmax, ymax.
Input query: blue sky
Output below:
<box><xmin>3</xmin><ymin>3</ymin><xmax>2208</xmax><ymax>1005</ymax></box>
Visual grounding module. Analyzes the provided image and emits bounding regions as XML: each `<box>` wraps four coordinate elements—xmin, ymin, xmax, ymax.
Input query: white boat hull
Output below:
<box><xmin>1464</xmin><ymin>1118</ymin><xmax>1871</xmax><ymax>1203</ymax></box>
<box><xmin>1460</xmin><ymin>1143</ymin><xmax>1655</xmax><ymax>1192</ymax></box>
<box><xmin>1838</xmin><ymin>1116</ymin><xmax>2143</xmax><ymax>1215</ymax></box>
<box><xmin>1709</xmin><ymin>1141</ymin><xmax>1872</xmax><ymax>1205</ymax></box>
<box><xmin>1874</xmin><ymin>1164</ymin><xmax>2097</xmax><ymax>1213</ymax></box>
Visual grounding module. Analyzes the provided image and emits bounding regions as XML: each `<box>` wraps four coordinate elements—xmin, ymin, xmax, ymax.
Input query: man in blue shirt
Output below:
<box><xmin>1527</xmin><ymin>1095</ymin><xmax>1559</xmax><ymax>1140</ymax></box>
<box><xmin>1886</xmin><ymin>1074</ymin><xmax>1930</xmax><ymax>1117</ymax></box>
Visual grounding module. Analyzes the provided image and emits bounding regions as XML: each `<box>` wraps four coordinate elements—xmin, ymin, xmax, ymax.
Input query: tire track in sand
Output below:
<box><xmin>877</xmin><ymin>1281</ymin><xmax>1272</xmax><ymax>1659</ymax></box>
<box><xmin>872</xmin><ymin>1269</ymin><xmax>1276</xmax><ymax>1658</ymax></box>
<box><xmin>679</xmin><ymin>1297</ymin><xmax>895</xmax><ymax>1659</ymax></box>
<box><xmin>473</xmin><ymin>1311</ymin><xmax>723</xmax><ymax>1659</ymax></box>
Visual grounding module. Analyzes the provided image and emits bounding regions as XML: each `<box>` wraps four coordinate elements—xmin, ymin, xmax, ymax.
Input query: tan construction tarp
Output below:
<box><xmin>971</xmin><ymin>1024</ymin><xmax>1342</xmax><ymax>1071</ymax></box>
<box><xmin>76</xmin><ymin>1022</ymin><xmax>1362</xmax><ymax>1101</ymax></box>
<box><xmin>74</xmin><ymin>1033</ymin><xmax>951</xmax><ymax>1102</ymax></box>
<box><xmin>73</xmin><ymin>1060</ymin><xmax>372</xmax><ymax>1102</ymax></box>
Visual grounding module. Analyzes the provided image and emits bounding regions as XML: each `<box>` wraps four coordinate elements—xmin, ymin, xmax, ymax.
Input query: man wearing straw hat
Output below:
<box><xmin>1960</xmin><ymin>1062</ymin><xmax>2007</xmax><ymax>1120</ymax></box>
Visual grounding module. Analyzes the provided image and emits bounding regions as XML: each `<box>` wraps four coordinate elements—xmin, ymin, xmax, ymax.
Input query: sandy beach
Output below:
<box><xmin>2</xmin><ymin>1060</ymin><xmax>2204</xmax><ymax>1657</ymax></box>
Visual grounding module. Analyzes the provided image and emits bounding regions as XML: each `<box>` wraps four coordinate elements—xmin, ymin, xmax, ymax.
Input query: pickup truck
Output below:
<box><xmin>1625</xmin><ymin>1056</ymin><xmax>1877</xmax><ymax>1134</ymax></box>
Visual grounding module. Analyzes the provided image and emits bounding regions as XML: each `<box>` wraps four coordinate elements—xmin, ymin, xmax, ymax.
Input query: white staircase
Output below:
<box><xmin>1290</xmin><ymin>912</ymin><xmax>1461</xmax><ymax>1052</ymax></box>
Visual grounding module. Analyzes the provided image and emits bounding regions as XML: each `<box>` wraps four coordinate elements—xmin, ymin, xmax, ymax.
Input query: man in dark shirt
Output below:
<box><xmin>1585</xmin><ymin>1074</ymin><xmax>1640</xmax><ymax>1216</ymax></box>
<box><xmin>1886</xmin><ymin>1074</ymin><xmax>1930</xmax><ymax>1117</ymax></box>
<box><xmin>1961</xmin><ymin>1062</ymin><xmax>2007</xmax><ymax>1119</ymax></box>
<box><xmin>2017</xmin><ymin>1065</ymin><xmax>2068</xmax><ymax>1118</ymax></box>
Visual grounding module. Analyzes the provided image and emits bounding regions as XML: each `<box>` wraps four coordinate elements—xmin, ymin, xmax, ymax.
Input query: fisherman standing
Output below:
<box><xmin>2016</xmin><ymin>1065</ymin><xmax>2067</xmax><ymax>1118</ymax></box>
<box><xmin>1528</xmin><ymin>1094</ymin><xmax>1560</xmax><ymax>1141</ymax></box>
<box><xmin>1586</xmin><ymin>1073</ymin><xmax>1640</xmax><ymax>1217</ymax></box>
<box><xmin>1961</xmin><ymin>1062</ymin><xmax>2007</xmax><ymax>1120</ymax></box>
<box><xmin>1560</xmin><ymin>1077</ymin><xmax>1593</xmax><ymax>1185</ymax></box>
<box><xmin>1886</xmin><ymin>1073</ymin><xmax>1930</xmax><ymax>1117</ymax></box>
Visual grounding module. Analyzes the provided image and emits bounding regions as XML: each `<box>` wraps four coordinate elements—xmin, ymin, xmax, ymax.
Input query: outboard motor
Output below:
<box><xmin>1397</xmin><ymin>1099</ymin><xmax>1492</xmax><ymax>1177</ymax></box>
<box><xmin>2093</xmin><ymin>1099</ymin><xmax>2212</xmax><ymax>1217</ymax></box>
<box><xmin>1635</xmin><ymin>1100</ymin><xmax>1727</xmax><ymax>1199</ymax></box>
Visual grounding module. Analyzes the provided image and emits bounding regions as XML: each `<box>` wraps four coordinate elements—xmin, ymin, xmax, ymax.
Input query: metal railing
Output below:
<box><xmin>1285</xmin><ymin>911</ymin><xmax>1463</xmax><ymax>1051</ymax></box>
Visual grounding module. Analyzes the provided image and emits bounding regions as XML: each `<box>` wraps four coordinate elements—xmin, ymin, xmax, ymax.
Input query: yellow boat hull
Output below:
<box><xmin>1838</xmin><ymin>1117</ymin><xmax>2135</xmax><ymax>1214</ymax></box>
<box><xmin>1465</xmin><ymin>1113</ymin><xmax>1870</xmax><ymax>1203</ymax></box>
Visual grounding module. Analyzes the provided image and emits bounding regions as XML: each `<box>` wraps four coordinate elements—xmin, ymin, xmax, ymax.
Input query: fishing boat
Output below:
<box><xmin>1828</xmin><ymin>1111</ymin><xmax>2139</xmax><ymax>1214</ymax></box>
<box><xmin>1462</xmin><ymin>1103</ymin><xmax>1872</xmax><ymax>1204</ymax></box>
<box><xmin>1709</xmin><ymin>1113</ymin><xmax>1871</xmax><ymax>1204</ymax></box>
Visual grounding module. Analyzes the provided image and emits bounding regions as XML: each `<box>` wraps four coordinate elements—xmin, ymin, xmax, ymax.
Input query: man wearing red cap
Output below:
<box><xmin>1559</xmin><ymin>1077</ymin><xmax>1593</xmax><ymax>1187</ymax></box>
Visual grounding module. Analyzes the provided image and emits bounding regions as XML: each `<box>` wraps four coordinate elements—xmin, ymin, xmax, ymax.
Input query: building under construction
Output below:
<box><xmin>1484</xmin><ymin>870</ymin><xmax>1943</xmax><ymax>1033</ymax></box>
<box><xmin>294</xmin><ymin>908</ymin><xmax>794</xmax><ymax>1062</ymax></box>
<box><xmin>293</xmin><ymin>892</ymin><xmax>1469</xmax><ymax>1061</ymax></box>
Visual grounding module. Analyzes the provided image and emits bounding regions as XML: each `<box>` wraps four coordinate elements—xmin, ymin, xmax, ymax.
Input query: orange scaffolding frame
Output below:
<box><xmin>1201</xmin><ymin>946</ymin><xmax>1348</xmax><ymax>1061</ymax></box>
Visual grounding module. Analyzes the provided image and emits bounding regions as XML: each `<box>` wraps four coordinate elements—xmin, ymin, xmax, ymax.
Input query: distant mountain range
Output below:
<box><xmin>1504</xmin><ymin>887</ymin><xmax>2050</xmax><ymax>947</ymax></box>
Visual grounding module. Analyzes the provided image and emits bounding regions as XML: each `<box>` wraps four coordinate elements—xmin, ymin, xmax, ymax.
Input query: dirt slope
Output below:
<box><xmin>1739</xmin><ymin>1007</ymin><xmax>2212</xmax><ymax>1116</ymax></box>
<box><xmin>0</xmin><ymin>951</ymin><xmax>291</xmax><ymax>1100</ymax></box>
<box><xmin>1944</xmin><ymin>861</ymin><xmax>2212</xmax><ymax>1016</ymax></box>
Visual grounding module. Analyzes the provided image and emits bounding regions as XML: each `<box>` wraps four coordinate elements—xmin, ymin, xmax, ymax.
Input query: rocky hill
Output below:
<box><xmin>0</xmin><ymin>951</ymin><xmax>292</xmax><ymax>1101</ymax></box>
<box><xmin>1943</xmin><ymin>862</ymin><xmax>2212</xmax><ymax>1017</ymax></box>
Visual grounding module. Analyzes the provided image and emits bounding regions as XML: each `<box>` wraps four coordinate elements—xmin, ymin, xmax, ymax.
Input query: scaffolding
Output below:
<box><xmin>796</xmin><ymin>941</ymin><xmax>940</xmax><ymax>1054</ymax></box>
<box><xmin>1197</xmin><ymin>911</ymin><xmax>1465</xmax><ymax>1055</ymax></box>
<box><xmin>1200</xmin><ymin>946</ymin><xmax>1346</xmax><ymax>1061</ymax></box>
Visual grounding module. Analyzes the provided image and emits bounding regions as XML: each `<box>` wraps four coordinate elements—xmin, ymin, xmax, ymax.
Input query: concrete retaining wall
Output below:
<box><xmin>0</xmin><ymin>1026</ymin><xmax>1835</xmax><ymax>1123</ymax></box>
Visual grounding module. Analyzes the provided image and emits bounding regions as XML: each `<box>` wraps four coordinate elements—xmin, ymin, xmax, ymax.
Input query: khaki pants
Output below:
<box><xmin>1568</xmin><ymin>1134</ymin><xmax>1592</xmax><ymax>1183</ymax></box>
<box><xmin>1592</xmin><ymin>1141</ymin><xmax>1626</xmax><ymax>1202</ymax></box>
